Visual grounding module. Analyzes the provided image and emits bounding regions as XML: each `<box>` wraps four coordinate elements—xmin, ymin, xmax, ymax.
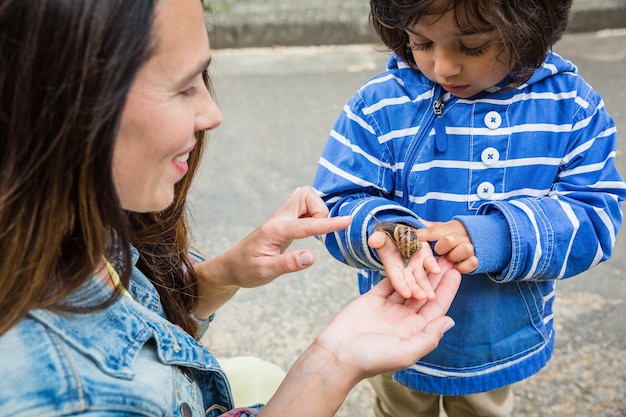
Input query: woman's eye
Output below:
<box><xmin>181</xmin><ymin>86</ymin><xmax>197</xmax><ymax>97</ymax></box>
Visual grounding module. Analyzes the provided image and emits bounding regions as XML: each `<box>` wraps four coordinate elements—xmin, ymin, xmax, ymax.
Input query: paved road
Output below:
<box><xmin>193</xmin><ymin>29</ymin><xmax>626</xmax><ymax>416</ymax></box>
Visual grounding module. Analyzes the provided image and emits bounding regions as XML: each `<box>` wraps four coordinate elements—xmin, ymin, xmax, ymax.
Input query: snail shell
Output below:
<box><xmin>374</xmin><ymin>220</ymin><xmax>422</xmax><ymax>261</ymax></box>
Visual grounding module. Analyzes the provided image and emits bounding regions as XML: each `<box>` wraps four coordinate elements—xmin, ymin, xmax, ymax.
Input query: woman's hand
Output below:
<box><xmin>224</xmin><ymin>186</ymin><xmax>351</xmax><ymax>287</ymax></box>
<box><xmin>317</xmin><ymin>257</ymin><xmax>459</xmax><ymax>378</ymax></box>
<box><xmin>368</xmin><ymin>229</ymin><xmax>441</xmax><ymax>300</ymax></box>
<box><xmin>260</xmin><ymin>258</ymin><xmax>461</xmax><ymax>417</ymax></box>
<box><xmin>193</xmin><ymin>186</ymin><xmax>351</xmax><ymax>317</ymax></box>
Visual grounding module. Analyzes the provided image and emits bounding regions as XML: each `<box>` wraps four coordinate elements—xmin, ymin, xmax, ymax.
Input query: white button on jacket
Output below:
<box><xmin>484</xmin><ymin>111</ymin><xmax>502</xmax><ymax>129</ymax></box>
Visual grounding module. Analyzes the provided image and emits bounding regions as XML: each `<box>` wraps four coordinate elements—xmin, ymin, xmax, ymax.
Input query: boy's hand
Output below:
<box><xmin>417</xmin><ymin>220</ymin><xmax>479</xmax><ymax>274</ymax></box>
<box><xmin>368</xmin><ymin>229</ymin><xmax>440</xmax><ymax>300</ymax></box>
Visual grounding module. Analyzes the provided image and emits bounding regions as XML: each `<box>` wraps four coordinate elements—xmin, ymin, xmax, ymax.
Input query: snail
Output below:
<box><xmin>372</xmin><ymin>215</ymin><xmax>422</xmax><ymax>263</ymax></box>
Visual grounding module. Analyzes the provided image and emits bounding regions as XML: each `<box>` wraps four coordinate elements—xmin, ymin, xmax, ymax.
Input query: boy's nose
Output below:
<box><xmin>433</xmin><ymin>48</ymin><xmax>462</xmax><ymax>79</ymax></box>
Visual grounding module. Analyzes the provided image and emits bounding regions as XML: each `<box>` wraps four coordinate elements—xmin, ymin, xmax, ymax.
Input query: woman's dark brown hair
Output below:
<box><xmin>0</xmin><ymin>0</ymin><xmax>156</xmax><ymax>335</ymax></box>
<box><xmin>370</xmin><ymin>0</ymin><xmax>573</xmax><ymax>85</ymax></box>
<box><xmin>0</xmin><ymin>0</ymin><xmax>210</xmax><ymax>337</ymax></box>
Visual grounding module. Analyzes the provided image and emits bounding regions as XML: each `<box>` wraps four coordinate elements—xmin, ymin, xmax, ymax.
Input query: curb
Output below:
<box><xmin>206</xmin><ymin>1</ymin><xmax>626</xmax><ymax>50</ymax></box>
<box><xmin>206</xmin><ymin>5</ymin><xmax>375</xmax><ymax>49</ymax></box>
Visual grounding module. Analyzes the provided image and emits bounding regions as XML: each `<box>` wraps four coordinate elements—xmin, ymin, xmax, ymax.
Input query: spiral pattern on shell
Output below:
<box><xmin>375</xmin><ymin>220</ymin><xmax>422</xmax><ymax>260</ymax></box>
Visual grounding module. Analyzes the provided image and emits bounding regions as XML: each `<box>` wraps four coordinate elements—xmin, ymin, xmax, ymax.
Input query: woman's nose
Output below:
<box><xmin>196</xmin><ymin>87</ymin><xmax>223</xmax><ymax>132</ymax></box>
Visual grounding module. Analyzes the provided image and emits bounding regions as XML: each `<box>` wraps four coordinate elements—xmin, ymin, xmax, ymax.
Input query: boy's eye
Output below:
<box><xmin>408</xmin><ymin>38</ymin><xmax>489</xmax><ymax>57</ymax></box>
<box><xmin>408</xmin><ymin>39</ymin><xmax>432</xmax><ymax>51</ymax></box>
<box><xmin>459</xmin><ymin>42</ymin><xmax>489</xmax><ymax>57</ymax></box>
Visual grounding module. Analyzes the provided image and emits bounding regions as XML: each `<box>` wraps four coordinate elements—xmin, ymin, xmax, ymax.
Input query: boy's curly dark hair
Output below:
<box><xmin>370</xmin><ymin>0</ymin><xmax>573</xmax><ymax>85</ymax></box>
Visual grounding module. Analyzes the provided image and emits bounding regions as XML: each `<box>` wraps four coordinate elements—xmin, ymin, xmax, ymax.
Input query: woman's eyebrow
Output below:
<box><xmin>180</xmin><ymin>56</ymin><xmax>212</xmax><ymax>84</ymax></box>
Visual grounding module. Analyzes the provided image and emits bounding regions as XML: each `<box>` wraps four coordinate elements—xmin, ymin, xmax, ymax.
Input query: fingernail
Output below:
<box><xmin>442</xmin><ymin>319</ymin><xmax>455</xmax><ymax>333</ymax></box>
<box><xmin>298</xmin><ymin>252</ymin><xmax>314</xmax><ymax>266</ymax></box>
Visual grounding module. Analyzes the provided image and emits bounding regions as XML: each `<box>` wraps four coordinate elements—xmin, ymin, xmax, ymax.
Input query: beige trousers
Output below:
<box><xmin>370</xmin><ymin>372</ymin><xmax>514</xmax><ymax>417</ymax></box>
<box><xmin>218</xmin><ymin>356</ymin><xmax>286</xmax><ymax>407</ymax></box>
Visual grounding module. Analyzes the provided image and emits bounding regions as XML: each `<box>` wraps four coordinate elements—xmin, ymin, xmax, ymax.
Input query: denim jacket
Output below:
<box><xmin>0</xmin><ymin>248</ymin><xmax>261</xmax><ymax>416</ymax></box>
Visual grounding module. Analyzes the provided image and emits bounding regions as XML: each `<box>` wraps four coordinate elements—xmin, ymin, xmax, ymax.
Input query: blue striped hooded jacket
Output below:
<box><xmin>312</xmin><ymin>52</ymin><xmax>626</xmax><ymax>395</ymax></box>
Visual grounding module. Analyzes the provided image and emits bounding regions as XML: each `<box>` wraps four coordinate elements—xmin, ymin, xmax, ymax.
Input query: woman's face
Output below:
<box><xmin>113</xmin><ymin>0</ymin><xmax>222</xmax><ymax>212</ymax></box>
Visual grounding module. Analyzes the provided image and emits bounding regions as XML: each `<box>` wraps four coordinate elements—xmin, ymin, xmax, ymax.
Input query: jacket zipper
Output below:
<box><xmin>433</xmin><ymin>94</ymin><xmax>447</xmax><ymax>152</ymax></box>
<box><xmin>399</xmin><ymin>89</ymin><xmax>448</xmax><ymax>207</ymax></box>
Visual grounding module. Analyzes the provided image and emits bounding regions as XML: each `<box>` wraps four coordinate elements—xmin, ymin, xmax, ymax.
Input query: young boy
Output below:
<box><xmin>312</xmin><ymin>0</ymin><xmax>625</xmax><ymax>416</ymax></box>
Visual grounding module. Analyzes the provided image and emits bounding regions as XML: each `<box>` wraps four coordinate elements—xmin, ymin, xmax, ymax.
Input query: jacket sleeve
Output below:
<box><xmin>469</xmin><ymin>89</ymin><xmax>625</xmax><ymax>282</ymax></box>
<box><xmin>313</xmin><ymin>92</ymin><xmax>426</xmax><ymax>271</ymax></box>
<box><xmin>219</xmin><ymin>406</ymin><xmax>263</xmax><ymax>417</ymax></box>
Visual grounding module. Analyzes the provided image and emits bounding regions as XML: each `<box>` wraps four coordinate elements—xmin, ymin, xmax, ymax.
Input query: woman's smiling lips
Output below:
<box><xmin>173</xmin><ymin>143</ymin><xmax>195</xmax><ymax>175</ymax></box>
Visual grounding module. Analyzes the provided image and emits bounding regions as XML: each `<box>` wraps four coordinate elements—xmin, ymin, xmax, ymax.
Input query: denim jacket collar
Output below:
<box><xmin>28</xmin><ymin>276</ymin><xmax>223</xmax><ymax>381</ymax></box>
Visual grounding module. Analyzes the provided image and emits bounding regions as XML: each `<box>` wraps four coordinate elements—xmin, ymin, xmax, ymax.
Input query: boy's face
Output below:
<box><xmin>405</xmin><ymin>8</ymin><xmax>511</xmax><ymax>98</ymax></box>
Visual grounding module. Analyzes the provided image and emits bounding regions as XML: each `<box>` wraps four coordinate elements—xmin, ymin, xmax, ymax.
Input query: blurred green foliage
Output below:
<box><xmin>203</xmin><ymin>0</ymin><xmax>238</xmax><ymax>13</ymax></box>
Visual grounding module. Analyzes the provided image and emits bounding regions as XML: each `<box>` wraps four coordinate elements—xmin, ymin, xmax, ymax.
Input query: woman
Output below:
<box><xmin>0</xmin><ymin>0</ymin><xmax>461</xmax><ymax>416</ymax></box>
